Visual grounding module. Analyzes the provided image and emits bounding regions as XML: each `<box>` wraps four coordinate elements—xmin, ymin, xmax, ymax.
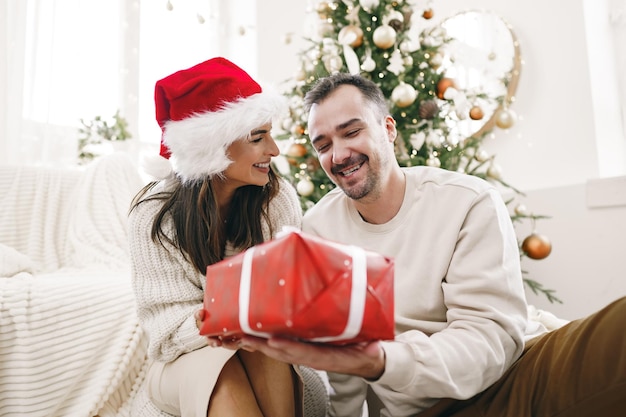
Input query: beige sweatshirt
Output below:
<box><xmin>302</xmin><ymin>166</ymin><xmax>547</xmax><ymax>417</ymax></box>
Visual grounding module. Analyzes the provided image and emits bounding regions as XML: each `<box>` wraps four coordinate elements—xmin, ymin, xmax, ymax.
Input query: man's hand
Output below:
<box><xmin>237</xmin><ymin>335</ymin><xmax>386</xmax><ymax>380</ymax></box>
<box><xmin>195</xmin><ymin>308</ymin><xmax>386</xmax><ymax>378</ymax></box>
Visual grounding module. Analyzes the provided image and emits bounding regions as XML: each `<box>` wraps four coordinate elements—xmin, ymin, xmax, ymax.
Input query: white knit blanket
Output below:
<box><xmin>0</xmin><ymin>153</ymin><xmax>165</xmax><ymax>417</ymax></box>
<box><xmin>0</xmin><ymin>270</ymin><xmax>148</xmax><ymax>417</ymax></box>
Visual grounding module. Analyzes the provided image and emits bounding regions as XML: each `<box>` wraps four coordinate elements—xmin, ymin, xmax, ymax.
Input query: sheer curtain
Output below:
<box><xmin>0</xmin><ymin>0</ymin><xmax>254</xmax><ymax>166</ymax></box>
<box><xmin>611</xmin><ymin>0</ymin><xmax>626</xmax><ymax>143</ymax></box>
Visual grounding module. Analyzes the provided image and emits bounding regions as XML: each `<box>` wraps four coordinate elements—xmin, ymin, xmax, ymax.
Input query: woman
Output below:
<box><xmin>128</xmin><ymin>57</ymin><xmax>304</xmax><ymax>417</ymax></box>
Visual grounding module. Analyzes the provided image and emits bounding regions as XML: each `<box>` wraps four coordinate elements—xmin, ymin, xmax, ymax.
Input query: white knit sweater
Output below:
<box><xmin>128</xmin><ymin>177</ymin><xmax>302</xmax><ymax>362</ymax></box>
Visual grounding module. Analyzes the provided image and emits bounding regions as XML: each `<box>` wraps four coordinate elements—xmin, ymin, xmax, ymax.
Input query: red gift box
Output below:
<box><xmin>200</xmin><ymin>229</ymin><xmax>395</xmax><ymax>344</ymax></box>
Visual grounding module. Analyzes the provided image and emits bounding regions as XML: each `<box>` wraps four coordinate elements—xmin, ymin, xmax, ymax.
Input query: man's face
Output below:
<box><xmin>307</xmin><ymin>85</ymin><xmax>395</xmax><ymax>200</ymax></box>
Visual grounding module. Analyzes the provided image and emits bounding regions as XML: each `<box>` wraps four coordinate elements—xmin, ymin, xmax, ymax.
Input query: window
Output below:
<box><xmin>2</xmin><ymin>0</ymin><xmax>254</xmax><ymax>165</ymax></box>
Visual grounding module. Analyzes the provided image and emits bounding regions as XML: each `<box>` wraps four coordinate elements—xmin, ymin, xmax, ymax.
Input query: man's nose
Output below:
<box><xmin>332</xmin><ymin>142</ymin><xmax>351</xmax><ymax>164</ymax></box>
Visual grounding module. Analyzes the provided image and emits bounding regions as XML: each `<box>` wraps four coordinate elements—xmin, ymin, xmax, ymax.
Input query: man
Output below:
<box><xmin>237</xmin><ymin>73</ymin><xmax>626</xmax><ymax>417</ymax></box>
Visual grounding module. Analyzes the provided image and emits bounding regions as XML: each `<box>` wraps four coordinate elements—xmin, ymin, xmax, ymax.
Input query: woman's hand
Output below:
<box><xmin>194</xmin><ymin>309</ymin><xmax>206</xmax><ymax>331</ymax></box>
<box><xmin>194</xmin><ymin>309</ymin><xmax>242</xmax><ymax>350</ymax></box>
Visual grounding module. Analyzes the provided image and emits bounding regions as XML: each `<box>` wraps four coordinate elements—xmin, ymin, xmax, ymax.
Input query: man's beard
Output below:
<box><xmin>330</xmin><ymin>154</ymin><xmax>379</xmax><ymax>201</ymax></box>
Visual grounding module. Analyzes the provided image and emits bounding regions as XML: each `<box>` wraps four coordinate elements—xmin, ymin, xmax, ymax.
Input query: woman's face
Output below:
<box><xmin>221</xmin><ymin>123</ymin><xmax>279</xmax><ymax>190</ymax></box>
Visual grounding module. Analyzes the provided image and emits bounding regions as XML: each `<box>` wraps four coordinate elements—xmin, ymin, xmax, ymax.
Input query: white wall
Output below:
<box><xmin>256</xmin><ymin>0</ymin><xmax>626</xmax><ymax>320</ymax></box>
<box><xmin>519</xmin><ymin>180</ymin><xmax>626</xmax><ymax>320</ymax></box>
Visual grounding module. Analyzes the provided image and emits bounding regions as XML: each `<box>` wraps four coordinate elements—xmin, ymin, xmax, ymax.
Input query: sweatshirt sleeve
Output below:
<box><xmin>128</xmin><ymin>198</ymin><xmax>208</xmax><ymax>362</ymax></box>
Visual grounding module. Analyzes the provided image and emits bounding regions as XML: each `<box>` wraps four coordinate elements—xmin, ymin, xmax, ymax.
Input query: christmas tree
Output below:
<box><xmin>274</xmin><ymin>0</ymin><xmax>559</xmax><ymax>303</ymax></box>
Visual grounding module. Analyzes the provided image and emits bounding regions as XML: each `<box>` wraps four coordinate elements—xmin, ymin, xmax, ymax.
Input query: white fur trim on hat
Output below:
<box><xmin>141</xmin><ymin>153</ymin><xmax>174</xmax><ymax>181</ymax></box>
<box><xmin>163</xmin><ymin>85</ymin><xmax>287</xmax><ymax>184</ymax></box>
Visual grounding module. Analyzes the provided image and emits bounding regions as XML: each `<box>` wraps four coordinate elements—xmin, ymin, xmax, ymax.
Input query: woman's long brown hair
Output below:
<box><xmin>130</xmin><ymin>170</ymin><xmax>279</xmax><ymax>274</ymax></box>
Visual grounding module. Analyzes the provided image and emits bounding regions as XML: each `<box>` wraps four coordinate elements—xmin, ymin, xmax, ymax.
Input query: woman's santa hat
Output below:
<box><xmin>145</xmin><ymin>57</ymin><xmax>286</xmax><ymax>184</ymax></box>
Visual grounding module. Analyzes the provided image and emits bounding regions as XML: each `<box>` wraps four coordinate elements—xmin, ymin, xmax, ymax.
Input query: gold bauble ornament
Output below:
<box><xmin>495</xmin><ymin>108</ymin><xmax>516</xmax><ymax>129</ymax></box>
<box><xmin>290</xmin><ymin>124</ymin><xmax>306</xmax><ymax>136</ymax></box>
<box><xmin>391</xmin><ymin>82</ymin><xmax>417</xmax><ymax>108</ymax></box>
<box><xmin>422</xmin><ymin>8</ymin><xmax>434</xmax><ymax>19</ymax></box>
<box><xmin>296</xmin><ymin>178</ymin><xmax>315</xmax><ymax>197</ymax></box>
<box><xmin>324</xmin><ymin>55</ymin><xmax>344</xmax><ymax>73</ymax></box>
<box><xmin>429</xmin><ymin>53</ymin><xmax>443</xmax><ymax>69</ymax></box>
<box><xmin>338</xmin><ymin>25</ymin><xmax>364</xmax><ymax>48</ymax></box>
<box><xmin>286</xmin><ymin>142</ymin><xmax>307</xmax><ymax>158</ymax></box>
<box><xmin>373</xmin><ymin>25</ymin><xmax>397</xmax><ymax>49</ymax></box>
<box><xmin>316</xmin><ymin>1</ymin><xmax>331</xmax><ymax>19</ymax></box>
<box><xmin>469</xmin><ymin>105</ymin><xmax>484</xmax><ymax>120</ymax></box>
<box><xmin>522</xmin><ymin>233</ymin><xmax>552</xmax><ymax>260</ymax></box>
<box><xmin>294</xmin><ymin>67</ymin><xmax>306</xmax><ymax>81</ymax></box>
<box><xmin>436</xmin><ymin>78</ymin><xmax>456</xmax><ymax>100</ymax></box>
<box><xmin>317</xmin><ymin>21</ymin><xmax>334</xmax><ymax>37</ymax></box>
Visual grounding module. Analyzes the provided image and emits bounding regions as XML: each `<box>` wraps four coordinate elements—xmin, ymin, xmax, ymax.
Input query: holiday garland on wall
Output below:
<box><xmin>274</xmin><ymin>0</ymin><xmax>559</xmax><ymax>303</ymax></box>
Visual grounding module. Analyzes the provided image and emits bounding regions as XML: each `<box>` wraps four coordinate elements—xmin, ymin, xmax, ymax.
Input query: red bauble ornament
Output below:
<box><xmin>522</xmin><ymin>233</ymin><xmax>552</xmax><ymax>260</ymax></box>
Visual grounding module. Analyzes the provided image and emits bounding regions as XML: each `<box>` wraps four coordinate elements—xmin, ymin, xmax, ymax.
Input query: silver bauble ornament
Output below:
<box><xmin>391</xmin><ymin>82</ymin><xmax>417</xmax><ymax>108</ymax></box>
<box><xmin>514</xmin><ymin>204</ymin><xmax>529</xmax><ymax>216</ymax></box>
<box><xmin>296</xmin><ymin>178</ymin><xmax>315</xmax><ymax>197</ymax></box>
<box><xmin>373</xmin><ymin>25</ymin><xmax>396</xmax><ymax>49</ymax></box>
<box><xmin>426</xmin><ymin>156</ymin><xmax>441</xmax><ymax>168</ymax></box>
<box><xmin>361</xmin><ymin>56</ymin><xmax>376</xmax><ymax>72</ymax></box>
<box><xmin>474</xmin><ymin>149</ymin><xmax>490</xmax><ymax>163</ymax></box>
<box><xmin>487</xmin><ymin>163</ymin><xmax>502</xmax><ymax>180</ymax></box>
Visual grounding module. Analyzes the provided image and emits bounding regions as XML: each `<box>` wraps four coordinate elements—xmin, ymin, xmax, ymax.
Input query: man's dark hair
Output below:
<box><xmin>303</xmin><ymin>73</ymin><xmax>388</xmax><ymax>119</ymax></box>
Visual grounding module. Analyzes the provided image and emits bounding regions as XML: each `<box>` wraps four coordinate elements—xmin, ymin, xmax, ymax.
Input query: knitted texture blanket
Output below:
<box><xmin>0</xmin><ymin>153</ymin><xmax>150</xmax><ymax>417</ymax></box>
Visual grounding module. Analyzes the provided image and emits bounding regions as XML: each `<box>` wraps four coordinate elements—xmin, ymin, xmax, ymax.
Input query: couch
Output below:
<box><xmin>0</xmin><ymin>152</ymin><xmax>329</xmax><ymax>417</ymax></box>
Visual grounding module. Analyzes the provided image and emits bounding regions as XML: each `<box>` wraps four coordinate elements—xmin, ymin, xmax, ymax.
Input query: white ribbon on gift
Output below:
<box><xmin>238</xmin><ymin>241</ymin><xmax>368</xmax><ymax>342</ymax></box>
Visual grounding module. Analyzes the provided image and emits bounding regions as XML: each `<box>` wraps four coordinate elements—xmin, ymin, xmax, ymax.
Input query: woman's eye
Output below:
<box><xmin>251</xmin><ymin>137</ymin><xmax>263</xmax><ymax>143</ymax></box>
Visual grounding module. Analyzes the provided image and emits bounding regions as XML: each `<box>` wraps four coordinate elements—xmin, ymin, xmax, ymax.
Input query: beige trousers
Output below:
<box><xmin>145</xmin><ymin>346</ymin><xmax>235</xmax><ymax>416</ymax></box>
<box><xmin>416</xmin><ymin>296</ymin><xmax>626</xmax><ymax>417</ymax></box>
<box><xmin>145</xmin><ymin>346</ymin><xmax>304</xmax><ymax>417</ymax></box>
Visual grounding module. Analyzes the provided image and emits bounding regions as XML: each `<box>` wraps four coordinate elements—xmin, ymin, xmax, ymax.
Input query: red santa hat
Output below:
<box><xmin>146</xmin><ymin>57</ymin><xmax>286</xmax><ymax>184</ymax></box>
